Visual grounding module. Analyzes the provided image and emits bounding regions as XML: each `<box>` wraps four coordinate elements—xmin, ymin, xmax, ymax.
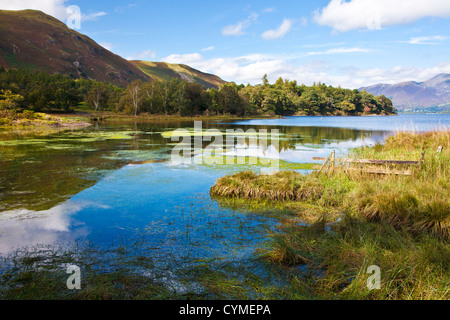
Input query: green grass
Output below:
<box><xmin>131</xmin><ymin>61</ymin><xmax>225</xmax><ymax>90</ymax></box>
<box><xmin>210</xmin><ymin>130</ymin><xmax>450</xmax><ymax>300</ymax></box>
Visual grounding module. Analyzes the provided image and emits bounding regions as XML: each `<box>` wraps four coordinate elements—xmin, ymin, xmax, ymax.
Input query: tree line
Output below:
<box><xmin>0</xmin><ymin>67</ymin><xmax>396</xmax><ymax>118</ymax></box>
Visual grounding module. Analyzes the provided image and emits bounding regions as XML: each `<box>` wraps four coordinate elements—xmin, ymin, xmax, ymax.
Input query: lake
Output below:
<box><xmin>0</xmin><ymin>114</ymin><xmax>448</xmax><ymax>297</ymax></box>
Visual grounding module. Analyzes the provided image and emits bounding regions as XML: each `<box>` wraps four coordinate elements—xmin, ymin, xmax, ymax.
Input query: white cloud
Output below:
<box><xmin>0</xmin><ymin>0</ymin><xmax>69</xmax><ymax>20</ymax></box>
<box><xmin>162</xmin><ymin>53</ymin><xmax>204</xmax><ymax>65</ymax></box>
<box><xmin>404</xmin><ymin>35</ymin><xmax>447</xmax><ymax>45</ymax></box>
<box><xmin>0</xmin><ymin>201</ymin><xmax>103</xmax><ymax>254</ymax></box>
<box><xmin>138</xmin><ymin>49</ymin><xmax>156</xmax><ymax>59</ymax></box>
<box><xmin>126</xmin><ymin>49</ymin><xmax>157</xmax><ymax>61</ymax></box>
<box><xmin>352</xmin><ymin>63</ymin><xmax>450</xmax><ymax>86</ymax></box>
<box><xmin>222</xmin><ymin>23</ymin><xmax>245</xmax><ymax>36</ymax></box>
<box><xmin>302</xmin><ymin>42</ymin><xmax>347</xmax><ymax>49</ymax></box>
<box><xmin>162</xmin><ymin>51</ymin><xmax>450</xmax><ymax>90</ymax></box>
<box><xmin>222</xmin><ymin>13</ymin><xmax>258</xmax><ymax>36</ymax></box>
<box><xmin>306</xmin><ymin>47</ymin><xmax>371</xmax><ymax>56</ymax></box>
<box><xmin>82</xmin><ymin>11</ymin><xmax>107</xmax><ymax>21</ymax></box>
<box><xmin>162</xmin><ymin>52</ymin><xmax>285</xmax><ymax>84</ymax></box>
<box><xmin>114</xmin><ymin>3</ymin><xmax>137</xmax><ymax>13</ymax></box>
<box><xmin>262</xmin><ymin>7</ymin><xmax>276</xmax><ymax>13</ymax></box>
<box><xmin>314</xmin><ymin>0</ymin><xmax>450</xmax><ymax>32</ymax></box>
<box><xmin>262</xmin><ymin>19</ymin><xmax>294</xmax><ymax>40</ymax></box>
<box><xmin>0</xmin><ymin>0</ymin><xmax>106</xmax><ymax>22</ymax></box>
<box><xmin>201</xmin><ymin>46</ymin><xmax>215</xmax><ymax>52</ymax></box>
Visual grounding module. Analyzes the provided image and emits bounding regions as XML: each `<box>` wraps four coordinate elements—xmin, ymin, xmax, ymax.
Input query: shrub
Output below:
<box><xmin>20</xmin><ymin>110</ymin><xmax>37</xmax><ymax>120</ymax></box>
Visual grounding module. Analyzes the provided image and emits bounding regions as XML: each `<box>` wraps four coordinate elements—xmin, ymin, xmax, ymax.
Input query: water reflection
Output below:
<box><xmin>0</xmin><ymin>120</ymin><xmax>390</xmax><ymax>213</ymax></box>
<box><xmin>0</xmin><ymin>114</ymin><xmax>448</xmax><ymax>292</ymax></box>
<box><xmin>1</xmin><ymin>115</ymin><xmax>446</xmax><ymax>258</ymax></box>
<box><xmin>60</xmin><ymin>163</ymin><xmax>276</xmax><ymax>265</ymax></box>
<box><xmin>0</xmin><ymin>201</ymin><xmax>103</xmax><ymax>254</ymax></box>
<box><xmin>227</xmin><ymin>114</ymin><xmax>450</xmax><ymax>131</ymax></box>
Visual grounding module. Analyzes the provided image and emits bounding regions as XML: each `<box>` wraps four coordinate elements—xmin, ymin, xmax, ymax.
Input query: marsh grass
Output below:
<box><xmin>210</xmin><ymin>130</ymin><xmax>450</xmax><ymax>299</ymax></box>
<box><xmin>211</xmin><ymin>170</ymin><xmax>325</xmax><ymax>202</ymax></box>
<box><xmin>0</xmin><ymin>243</ymin><xmax>189</xmax><ymax>300</ymax></box>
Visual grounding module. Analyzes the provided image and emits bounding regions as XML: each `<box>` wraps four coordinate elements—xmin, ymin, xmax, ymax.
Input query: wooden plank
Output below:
<box><xmin>345</xmin><ymin>168</ymin><xmax>412</xmax><ymax>176</ymax></box>
<box><xmin>341</xmin><ymin>159</ymin><xmax>420</xmax><ymax>165</ymax></box>
<box><xmin>314</xmin><ymin>166</ymin><xmax>412</xmax><ymax>175</ymax></box>
<box><xmin>313</xmin><ymin>157</ymin><xmax>420</xmax><ymax>165</ymax></box>
<box><xmin>313</xmin><ymin>152</ymin><xmax>421</xmax><ymax>175</ymax></box>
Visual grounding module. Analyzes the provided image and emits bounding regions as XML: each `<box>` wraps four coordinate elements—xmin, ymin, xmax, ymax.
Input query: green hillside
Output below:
<box><xmin>131</xmin><ymin>60</ymin><xmax>227</xmax><ymax>89</ymax></box>
<box><xmin>0</xmin><ymin>10</ymin><xmax>228</xmax><ymax>89</ymax></box>
<box><xmin>0</xmin><ymin>9</ymin><xmax>150</xmax><ymax>87</ymax></box>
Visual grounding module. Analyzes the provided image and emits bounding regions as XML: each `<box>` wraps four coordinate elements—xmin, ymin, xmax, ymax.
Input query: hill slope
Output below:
<box><xmin>0</xmin><ymin>10</ymin><xmax>227</xmax><ymax>90</ymax></box>
<box><xmin>360</xmin><ymin>74</ymin><xmax>450</xmax><ymax>110</ymax></box>
<box><xmin>0</xmin><ymin>9</ymin><xmax>150</xmax><ymax>87</ymax></box>
<box><xmin>130</xmin><ymin>60</ymin><xmax>226</xmax><ymax>89</ymax></box>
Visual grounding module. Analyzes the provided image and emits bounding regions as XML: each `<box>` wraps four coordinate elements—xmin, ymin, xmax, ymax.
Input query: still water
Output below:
<box><xmin>0</xmin><ymin>114</ymin><xmax>448</xmax><ymax>294</ymax></box>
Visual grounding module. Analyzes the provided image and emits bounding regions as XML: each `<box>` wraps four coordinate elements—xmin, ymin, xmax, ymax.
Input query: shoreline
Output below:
<box><xmin>0</xmin><ymin>113</ymin><xmax>92</xmax><ymax>135</ymax></box>
<box><xmin>0</xmin><ymin>111</ymin><xmax>400</xmax><ymax>134</ymax></box>
<box><xmin>60</xmin><ymin>110</ymin><xmax>398</xmax><ymax>123</ymax></box>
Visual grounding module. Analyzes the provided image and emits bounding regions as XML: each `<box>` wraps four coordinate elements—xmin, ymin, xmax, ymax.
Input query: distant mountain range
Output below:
<box><xmin>0</xmin><ymin>10</ymin><xmax>226</xmax><ymax>89</ymax></box>
<box><xmin>360</xmin><ymin>74</ymin><xmax>450</xmax><ymax>111</ymax></box>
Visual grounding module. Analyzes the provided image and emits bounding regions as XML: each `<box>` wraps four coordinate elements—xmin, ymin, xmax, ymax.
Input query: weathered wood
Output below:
<box><xmin>341</xmin><ymin>159</ymin><xmax>420</xmax><ymax>165</ymax></box>
<box><xmin>313</xmin><ymin>157</ymin><xmax>420</xmax><ymax>165</ymax></box>
<box><xmin>330</xmin><ymin>150</ymin><xmax>336</xmax><ymax>170</ymax></box>
<box><xmin>313</xmin><ymin>157</ymin><xmax>331</xmax><ymax>161</ymax></box>
<box><xmin>345</xmin><ymin>168</ymin><xmax>412</xmax><ymax>176</ymax></box>
<box><xmin>316</xmin><ymin>152</ymin><xmax>333</xmax><ymax>175</ymax></box>
<box><xmin>313</xmin><ymin>150</ymin><xmax>423</xmax><ymax>176</ymax></box>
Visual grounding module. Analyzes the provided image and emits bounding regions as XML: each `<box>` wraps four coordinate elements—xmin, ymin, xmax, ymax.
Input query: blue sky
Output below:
<box><xmin>1</xmin><ymin>0</ymin><xmax>450</xmax><ymax>88</ymax></box>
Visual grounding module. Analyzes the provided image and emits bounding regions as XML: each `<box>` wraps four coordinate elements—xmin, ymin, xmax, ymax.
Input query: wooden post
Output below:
<box><xmin>317</xmin><ymin>152</ymin><xmax>333</xmax><ymax>175</ymax></box>
<box><xmin>330</xmin><ymin>150</ymin><xmax>336</xmax><ymax>172</ymax></box>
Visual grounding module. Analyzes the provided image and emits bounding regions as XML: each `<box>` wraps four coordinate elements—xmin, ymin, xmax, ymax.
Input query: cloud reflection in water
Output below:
<box><xmin>0</xmin><ymin>201</ymin><xmax>109</xmax><ymax>254</ymax></box>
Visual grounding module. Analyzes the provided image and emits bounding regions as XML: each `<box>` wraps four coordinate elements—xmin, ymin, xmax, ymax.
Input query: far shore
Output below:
<box><xmin>0</xmin><ymin>110</ymin><xmax>399</xmax><ymax>134</ymax></box>
<box><xmin>0</xmin><ymin>112</ymin><xmax>92</xmax><ymax>135</ymax></box>
<box><xmin>60</xmin><ymin>110</ymin><xmax>398</xmax><ymax>123</ymax></box>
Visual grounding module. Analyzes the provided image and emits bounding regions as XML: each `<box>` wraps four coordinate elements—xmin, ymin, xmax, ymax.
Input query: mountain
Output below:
<box><xmin>130</xmin><ymin>60</ymin><xmax>226</xmax><ymax>89</ymax></box>
<box><xmin>0</xmin><ymin>9</ymin><xmax>151</xmax><ymax>87</ymax></box>
<box><xmin>0</xmin><ymin>9</ymin><xmax>227</xmax><ymax>90</ymax></box>
<box><xmin>360</xmin><ymin>74</ymin><xmax>450</xmax><ymax>110</ymax></box>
